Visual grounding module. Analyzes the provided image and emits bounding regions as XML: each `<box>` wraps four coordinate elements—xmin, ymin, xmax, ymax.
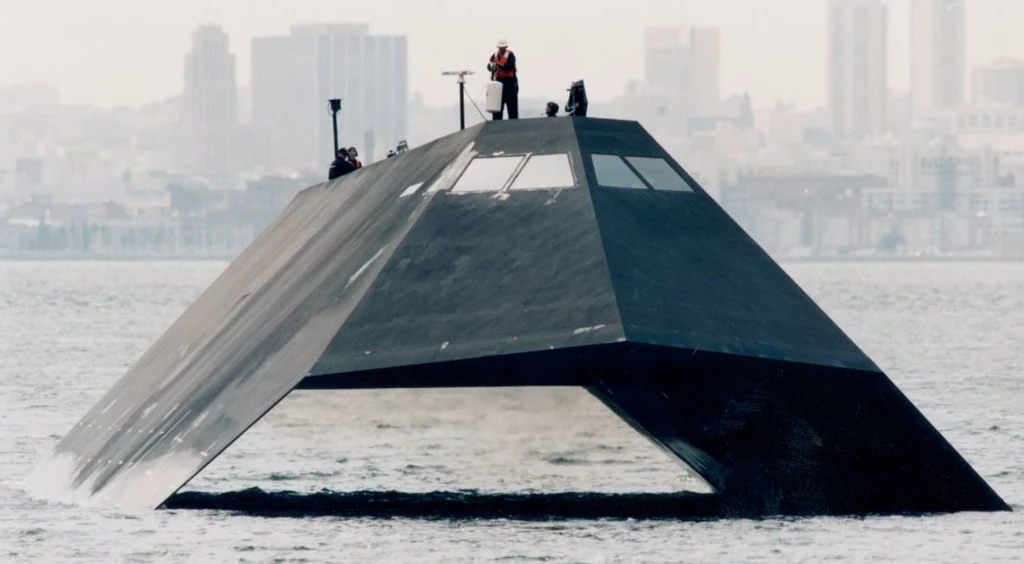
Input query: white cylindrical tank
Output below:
<box><xmin>485</xmin><ymin>81</ymin><xmax>504</xmax><ymax>113</ymax></box>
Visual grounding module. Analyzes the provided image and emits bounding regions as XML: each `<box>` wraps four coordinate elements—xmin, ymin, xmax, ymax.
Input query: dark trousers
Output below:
<box><xmin>491</xmin><ymin>79</ymin><xmax>519</xmax><ymax>120</ymax></box>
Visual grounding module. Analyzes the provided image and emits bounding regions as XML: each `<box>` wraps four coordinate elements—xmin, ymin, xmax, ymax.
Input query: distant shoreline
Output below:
<box><xmin>0</xmin><ymin>253</ymin><xmax>233</xmax><ymax>262</ymax></box>
<box><xmin>777</xmin><ymin>256</ymin><xmax>1024</xmax><ymax>263</ymax></box>
<box><xmin>2</xmin><ymin>253</ymin><xmax>1024</xmax><ymax>264</ymax></box>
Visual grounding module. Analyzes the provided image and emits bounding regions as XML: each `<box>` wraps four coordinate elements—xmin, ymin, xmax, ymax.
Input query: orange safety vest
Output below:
<box><xmin>492</xmin><ymin>50</ymin><xmax>516</xmax><ymax>80</ymax></box>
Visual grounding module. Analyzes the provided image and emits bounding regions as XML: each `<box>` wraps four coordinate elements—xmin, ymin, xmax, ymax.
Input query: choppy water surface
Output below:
<box><xmin>1</xmin><ymin>260</ymin><xmax>1022</xmax><ymax>562</ymax></box>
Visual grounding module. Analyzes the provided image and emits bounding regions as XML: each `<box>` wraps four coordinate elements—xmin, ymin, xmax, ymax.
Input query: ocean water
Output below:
<box><xmin>0</xmin><ymin>260</ymin><xmax>1021</xmax><ymax>563</ymax></box>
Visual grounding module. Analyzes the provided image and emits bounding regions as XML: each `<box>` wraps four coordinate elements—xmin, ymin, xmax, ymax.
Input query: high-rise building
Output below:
<box><xmin>252</xmin><ymin>24</ymin><xmax>407</xmax><ymax>169</ymax></box>
<box><xmin>972</xmin><ymin>59</ymin><xmax>1024</xmax><ymax>108</ymax></box>
<box><xmin>827</xmin><ymin>0</ymin><xmax>888</xmax><ymax>139</ymax></box>
<box><xmin>644</xmin><ymin>26</ymin><xmax>720</xmax><ymax>117</ymax></box>
<box><xmin>911</xmin><ymin>0</ymin><xmax>966</xmax><ymax>116</ymax></box>
<box><xmin>689</xmin><ymin>28</ymin><xmax>721</xmax><ymax>117</ymax></box>
<box><xmin>182</xmin><ymin>25</ymin><xmax>239</xmax><ymax>175</ymax></box>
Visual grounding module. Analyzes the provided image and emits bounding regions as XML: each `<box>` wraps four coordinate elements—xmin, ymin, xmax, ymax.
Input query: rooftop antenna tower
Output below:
<box><xmin>441</xmin><ymin>70</ymin><xmax>475</xmax><ymax>131</ymax></box>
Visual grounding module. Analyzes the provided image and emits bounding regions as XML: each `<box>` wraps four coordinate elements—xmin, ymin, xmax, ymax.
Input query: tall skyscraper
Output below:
<box><xmin>827</xmin><ymin>0</ymin><xmax>888</xmax><ymax>139</ymax></box>
<box><xmin>182</xmin><ymin>25</ymin><xmax>239</xmax><ymax>174</ymax></box>
<box><xmin>252</xmin><ymin>24</ymin><xmax>407</xmax><ymax>169</ymax></box>
<box><xmin>972</xmin><ymin>59</ymin><xmax>1024</xmax><ymax>108</ymax></box>
<box><xmin>644</xmin><ymin>26</ymin><xmax>720</xmax><ymax>116</ymax></box>
<box><xmin>911</xmin><ymin>0</ymin><xmax>966</xmax><ymax>116</ymax></box>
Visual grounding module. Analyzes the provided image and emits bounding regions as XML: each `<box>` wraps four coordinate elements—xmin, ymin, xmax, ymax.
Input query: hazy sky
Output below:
<box><xmin>1</xmin><ymin>0</ymin><xmax>1022</xmax><ymax>110</ymax></box>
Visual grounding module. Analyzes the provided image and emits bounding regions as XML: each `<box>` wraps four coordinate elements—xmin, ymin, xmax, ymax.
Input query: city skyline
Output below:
<box><xmin>2</xmin><ymin>0</ymin><xmax>1024</xmax><ymax>112</ymax></box>
<box><xmin>5</xmin><ymin>0</ymin><xmax>1024</xmax><ymax>261</ymax></box>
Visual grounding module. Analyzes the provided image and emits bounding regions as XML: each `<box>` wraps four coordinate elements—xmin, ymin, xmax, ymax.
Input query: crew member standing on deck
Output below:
<box><xmin>487</xmin><ymin>38</ymin><xmax>519</xmax><ymax>120</ymax></box>
<box><xmin>329</xmin><ymin>148</ymin><xmax>355</xmax><ymax>180</ymax></box>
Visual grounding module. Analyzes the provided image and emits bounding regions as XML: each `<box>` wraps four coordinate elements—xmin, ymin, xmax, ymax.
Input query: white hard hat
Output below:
<box><xmin>496</xmin><ymin>38</ymin><xmax>508</xmax><ymax>48</ymax></box>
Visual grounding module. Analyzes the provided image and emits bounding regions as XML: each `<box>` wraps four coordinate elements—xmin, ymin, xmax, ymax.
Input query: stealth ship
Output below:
<box><xmin>33</xmin><ymin>117</ymin><xmax>1010</xmax><ymax>516</ymax></box>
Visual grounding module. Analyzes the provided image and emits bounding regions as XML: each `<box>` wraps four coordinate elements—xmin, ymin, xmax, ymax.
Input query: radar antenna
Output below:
<box><xmin>441</xmin><ymin>70</ymin><xmax>475</xmax><ymax>131</ymax></box>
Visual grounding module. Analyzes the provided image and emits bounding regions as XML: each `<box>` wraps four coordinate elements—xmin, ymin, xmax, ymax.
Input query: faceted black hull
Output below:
<box><xmin>300</xmin><ymin>343</ymin><xmax>1008</xmax><ymax>516</ymax></box>
<box><xmin>32</xmin><ymin>117</ymin><xmax>1009</xmax><ymax>515</ymax></box>
<box><xmin>587</xmin><ymin>347</ymin><xmax>1007</xmax><ymax>516</ymax></box>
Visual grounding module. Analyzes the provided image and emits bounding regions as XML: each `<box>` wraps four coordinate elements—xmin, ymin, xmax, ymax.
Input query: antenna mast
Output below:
<box><xmin>327</xmin><ymin>99</ymin><xmax>342</xmax><ymax>156</ymax></box>
<box><xmin>441</xmin><ymin>70</ymin><xmax>475</xmax><ymax>131</ymax></box>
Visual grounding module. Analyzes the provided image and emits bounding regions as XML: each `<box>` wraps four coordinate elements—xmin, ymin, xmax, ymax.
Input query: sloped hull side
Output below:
<box><xmin>34</xmin><ymin>117</ymin><xmax>1009</xmax><ymax>516</ymax></box>
<box><xmin>310</xmin><ymin>118</ymin><xmax>623</xmax><ymax>381</ymax></box>
<box><xmin>587</xmin><ymin>345</ymin><xmax>1010</xmax><ymax>515</ymax></box>
<box><xmin>31</xmin><ymin>129</ymin><xmax>480</xmax><ymax>510</ymax></box>
<box><xmin>575</xmin><ymin>118</ymin><xmax>876</xmax><ymax>371</ymax></box>
<box><xmin>573</xmin><ymin>118</ymin><xmax>1007</xmax><ymax>514</ymax></box>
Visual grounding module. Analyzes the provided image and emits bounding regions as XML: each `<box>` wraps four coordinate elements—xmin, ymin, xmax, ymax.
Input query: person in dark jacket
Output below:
<box><xmin>329</xmin><ymin>148</ymin><xmax>356</xmax><ymax>180</ymax></box>
<box><xmin>545</xmin><ymin>101</ymin><xmax>559</xmax><ymax>117</ymax></box>
<box><xmin>487</xmin><ymin>38</ymin><xmax>518</xmax><ymax>120</ymax></box>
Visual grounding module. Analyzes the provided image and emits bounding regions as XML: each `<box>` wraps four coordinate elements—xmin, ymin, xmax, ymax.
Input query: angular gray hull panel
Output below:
<box><xmin>33</xmin><ymin>118</ymin><xmax>1009</xmax><ymax>515</ymax></box>
<box><xmin>33</xmin><ymin>130</ymin><xmax>477</xmax><ymax>509</ymax></box>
